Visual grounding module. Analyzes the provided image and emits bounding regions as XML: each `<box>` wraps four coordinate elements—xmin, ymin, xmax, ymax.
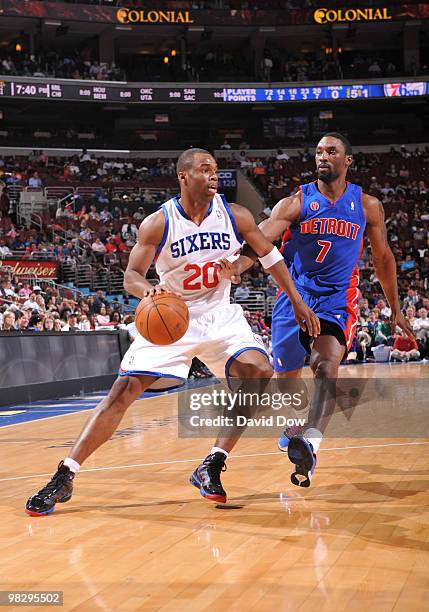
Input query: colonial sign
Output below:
<box><xmin>116</xmin><ymin>9</ymin><xmax>194</xmax><ymax>24</ymax></box>
<box><xmin>314</xmin><ymin>7</ymin><xmax>392</xmax><ymax>24</ymax></box>
<box><xmin>0</xmin><ymin>259</ymin><xmax>59</xmax><ymax>278</ymax></box>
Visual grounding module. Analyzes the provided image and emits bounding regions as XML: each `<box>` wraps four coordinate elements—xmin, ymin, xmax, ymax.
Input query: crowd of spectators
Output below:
<box><xmin>256</xmin><ymin>50</ymin><xmax>427</xmax><ymax>84</ymax></box>
<box><xmin>0</xmin><ymin>282</ymin><xmax>134</xmax><ymax>332</ymax></box>
<box><xmin>0</xmin><ymin>45</ymin><xmax>424</xmax><ymax>86</ymax></box>
<box><xmin>0</xmin><ymin>150</ymin><xmax>178</xmax><ymax>190</ymax></box>
<box><xmin>0</xmin><ymin>51</ymin><xmax>124</xmax><ymax>82</ymax></box>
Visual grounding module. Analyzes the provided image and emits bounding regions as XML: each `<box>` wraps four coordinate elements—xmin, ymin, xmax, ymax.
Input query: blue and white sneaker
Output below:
<box><xmin>287</xmin><ymin>436</ymin><xmax>317</xmax><ymax>488</ymax></box>
<box><xmin>278</xmin><ymin>425</ymin><xmax>304</xmax><ymax>452</ymax></box>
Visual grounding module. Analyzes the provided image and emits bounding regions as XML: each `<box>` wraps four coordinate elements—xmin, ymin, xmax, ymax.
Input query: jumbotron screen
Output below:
<box><xmin>0</xmin><ymin>78</ymin><xmax>426</xmax><ymax>103</ymax></box>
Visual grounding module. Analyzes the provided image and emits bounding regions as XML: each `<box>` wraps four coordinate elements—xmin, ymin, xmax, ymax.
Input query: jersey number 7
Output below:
<box><xmin>315</xmin><ymin>240</ymin><xmax>332</xmax><ymax>263</ymax></box>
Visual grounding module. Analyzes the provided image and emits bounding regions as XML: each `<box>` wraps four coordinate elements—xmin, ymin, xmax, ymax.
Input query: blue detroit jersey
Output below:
<box><xmin>287</xmin><ymin>181</ymin><xmax>366</xmax><ymax>296</ymax></box>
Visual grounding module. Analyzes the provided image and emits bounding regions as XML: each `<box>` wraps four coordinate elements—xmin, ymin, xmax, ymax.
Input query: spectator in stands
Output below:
<box><xmin>27</xmin><ymin>313</ymin><xmax>43</xmax><ymax>331</ymax></box>
<box><xmin>374</xmin><ymin>315</ymin><xmax>392</xmax><ymax>345</ymax></box>
<box><xmin>100</xmin><ymin>206</ymin><xmax>112</xmax><ymax>223</ymax></box>
<box><xmin>43</xmin><ymin>317</ymin><xmax>54</xmax><ymax>331</ymax></box>
<box><xmin>121</xmin><ymin>219</ymin><xmax>138</xmax><ymax>247</ymax></box>
<box><xmin>0</xmin><ymin>277</ymin><xmax>17</xmax><ymax>301</ymax></box>
<box><xmin>53</xmin><ymin>318</ymin><xmax>63</xmax><ymax>331</ymax></box>
<box><xmin>261</xmin><ymin>52</ymin><xmax>273</xmax><ymax>81</ymax></box>
<box><xmin>104</xmin><ymin>236</ymin><xmax>118</xmax><ymax>256</ymax></box>
<box><xmin>356</xmin><ymin>323</ymin><xmax>372</xmax><ymax>361</ymax></box>
<box><xmin>376</xmin><ymin>298</ymin><xmax>392</xmax><ymax>318</ymax></box>
<box><xmin>18</xmin><ymin>282</ymin><xmax>32</xmax><ymax>298</ymax></box>
<box><xmin>61</xmin><ymin>312</ymin><xmax>81</xmax><ymax>332</ymax></box>
<box><xmin>234</xmin><ymin>284</ymin><xmax>250</xmax><ymax>302</ymax></box>
<box><xmin>276</xmin><ymin>149</ymin><xmax>290</xmax><ymax>161</ymax></box>
<box><xmin>252</xmin><ymin>271</ymin><xmax>267</xmax><ymax>289</ymax></box>
<box><xmin>35</xmin><ymin>294</ymin><xmax>46</xmax><ymax>313</ymax></box>
<box><xmin>368</xmin><ymin>59</ymin><xmax>382</xmax><ymax>75</ymax></box>
<box><xmin>265</xmin><ymin>280</ymin><xmax>277</xmax><ymax>298</ymax></box>
<box><xmin>93</xmin><ymin>290</ymin><xmax>109</xmax><ymax>312</ymax></box>
<box><xmin>109</xmin><ymin>311</ymin><xmax>121</xmax><ymax>327</ymax></box>
<box><xmin>403</xmin><ymin>288</ymin><xmax>420</xmax><ymax>309</ymax></box>
<box><xmin>400</xmin><ymin>254</ymin><xmax>415</xmax><ymax>273</ymax></box>
<box><xmin>0</xmin><ymin>238</ymin><xmax>12</xmax><ymax>257</ymax></box>
<box><xmin>88</xmin><ymin>205</ymin><xmax>100</xmax><ymax>222</ymax></box>
<box><xmin>22</xmin><ymin>293</ymin><xmax>40</xmax><ymax>311</ymax></box>
<box><xmin>80</xmin><ymin>149</ymin><xmax>91</xmax><ymax>163</ymax></box>
<box><xmin>1</xmin><ymin>310</ymin><xmax>16</xmax><ymax>331</ymax></box>
<box><xmin>413</xmin><ymin>308</ymin><xmax>429</xmax><ymax>357</ymax></box>
<box><xmin>94</xmin><ymin>188</ymin><xmax>109</xmax><ymax>207</ymax></box>
<box><xmin>80</xmin><ymin>226</ymin><xmax>93</xmax><ymax>243</ymax></box>
<box><xmin>91</xmin><ymin>237</ymin><xmax>106</xmax><ymax>261</ymax></box>
<box><xmin>366</xmin><ymin>311</ymin><xmax>379</xmax><ymax>342</ymax></box>
<box><xmin>28</xmin><ymin>172</ymin><xmax>43</xmax><ymax>188</ymax></box>
<box><xmin>56</xmin><ymin>204</ymin><xmax>70</xmax><ymax>220</ymax></box>
<box><xmin>96</xmin><ymin>305</ymin><xmax>110</xmax><ymax>326</ymax></box>
<box><xmin>391</xmin><ymin>330</ymin><xmax>420</xmax><ymax>362</ymax></box>
<box><xmin>133</xmin><ymin>207</ymin><xmax>146</xmax><ymax>223</ymax></box>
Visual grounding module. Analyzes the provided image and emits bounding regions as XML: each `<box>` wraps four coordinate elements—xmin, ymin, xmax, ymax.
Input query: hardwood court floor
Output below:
<box><xmin>1</xmin><ymin>363</ymin><xmax>428</xmax><ymax>611</ymax></box>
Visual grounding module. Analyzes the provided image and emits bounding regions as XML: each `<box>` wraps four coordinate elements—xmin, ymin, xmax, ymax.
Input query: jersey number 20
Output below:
<box><xmin>315</xmin><ymin>240</ymin><xmax>332</xmax><ymax>263</ymax></box>
<box><xmin>183</xmin><ymin>262</ymin><xmax>219</xmax><ymax>290</ymax></box>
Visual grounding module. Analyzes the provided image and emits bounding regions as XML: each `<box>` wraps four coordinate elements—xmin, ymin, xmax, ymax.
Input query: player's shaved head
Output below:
<box><xmin>176</xmin><ymin>148</ymin><xmax>214</xmax><ymax>174</ymax></box>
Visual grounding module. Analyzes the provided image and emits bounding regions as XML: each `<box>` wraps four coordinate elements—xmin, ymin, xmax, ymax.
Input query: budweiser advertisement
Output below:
<box><xmin>0</xmin><ymin>259</ymin><xmax>59</xmax><ymax>279</ymax></box>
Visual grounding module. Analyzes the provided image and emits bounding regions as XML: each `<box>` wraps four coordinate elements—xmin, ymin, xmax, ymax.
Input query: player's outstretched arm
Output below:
<box><xmin>230</xmin><ymin>203</ymin><xmax>320</xmax><ymax>337</ymax></box>
<box><xmin>233</xmin><ymin>193</ymin><xmax>301</xmax><ymax>274</ymax></box>
<box><xmin>123</xmin><ymin>210</ymin><xmax>166</xmax><ymax>299</ymax></box>
<box><xmin>364</xmin><ymin>194</ymin><xmax>414</xmax><ymax>339</ymax></box>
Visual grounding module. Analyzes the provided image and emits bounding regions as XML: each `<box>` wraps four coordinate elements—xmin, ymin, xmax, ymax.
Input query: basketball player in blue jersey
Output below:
<box><xmin>220</xmin><ymin>133</ymin><xmax>414</xmax><ymax>487</ymax></box>
<box><xmin>25</xmin><ymin>148</ymin><xmax>320</xmax><ymax>515</ymax></box>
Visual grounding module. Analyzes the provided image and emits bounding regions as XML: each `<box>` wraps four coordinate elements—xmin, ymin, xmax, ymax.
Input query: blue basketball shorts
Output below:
<box><xmin>272</xmin><ymin>287</ymin><xmax>359</xmax><ymax>373</ymax></box>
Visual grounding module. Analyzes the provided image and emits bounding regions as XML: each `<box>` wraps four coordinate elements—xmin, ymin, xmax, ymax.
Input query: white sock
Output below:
<box><xmin>210</xmin><ymin>447</ymin><xmax>229</xmax><ymax>459</ymax></box>
<box><xmin>304</xmin><ymin>428</ymin><xmax>323</xmax><ymax>453</ymax></box>
<box><xmin>64</xmin><ymin>457</ymin><xmax>80</xmax><ymax>473</ymax></box>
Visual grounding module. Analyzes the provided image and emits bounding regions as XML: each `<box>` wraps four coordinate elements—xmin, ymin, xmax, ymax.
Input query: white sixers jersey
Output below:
<box><xmin>154</xmin><ymin>194</ymin><xmax>243</xmax><ymax>315</ymax></box>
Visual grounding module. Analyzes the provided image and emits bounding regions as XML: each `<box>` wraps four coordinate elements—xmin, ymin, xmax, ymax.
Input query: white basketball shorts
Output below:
<box><xmin>119</xmin><ymin>303</ymin><xmax>268</xmax><ymax>391</ymax></box>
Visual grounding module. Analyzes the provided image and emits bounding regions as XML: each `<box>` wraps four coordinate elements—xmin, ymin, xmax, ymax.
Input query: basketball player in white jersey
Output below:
<box><xmin>25</xmin><ymin>149</ymin><xmax>320</xmax><ymax>514</ymax></box>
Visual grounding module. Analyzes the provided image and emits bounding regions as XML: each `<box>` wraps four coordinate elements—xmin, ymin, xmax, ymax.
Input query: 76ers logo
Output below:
<box><xmin>310</xmin><ymin>201</ymin><xmax>320</xmax><ymax>211</ymax></box>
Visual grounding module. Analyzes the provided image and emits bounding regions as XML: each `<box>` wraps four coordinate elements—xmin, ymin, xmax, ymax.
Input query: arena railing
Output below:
<box><xmin>232</xmin><ymin>290</ymin><xmax>266</xmax><ymax>314</ymax></box>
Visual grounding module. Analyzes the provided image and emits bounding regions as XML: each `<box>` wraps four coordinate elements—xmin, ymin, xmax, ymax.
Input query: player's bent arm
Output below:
<box><xmin>363</xmin><ymin>195</ymin><xmax>400</xmax><ymax>311</ymax></box>
<box><xmin>235</xmin><ymin>194</ymin><xmax>301</xmax><ymax>273</ymax></box>
<box><xmin>364</xmin><ymin>194</ymin><xmax>414</xmax><ymax>338</ymax></box>
<box><xmin>231</xmin><ymin>204</ymin><xmax>320</xmax><ymax>337</ymax></box>
<box><xmin>123</xmin><ymin>210</ymin><xmax>165</xmax><ymax>299</ymax></box>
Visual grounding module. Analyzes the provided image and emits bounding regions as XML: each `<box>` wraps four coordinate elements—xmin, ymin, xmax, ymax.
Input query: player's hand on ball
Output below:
<box><xmin>143</xmin><ymin>285</ymin><xmax>180</xmax><ymax>298</ymax></box>
<box><xmin>214</xmin><ymin>258</ymin><xmax>241</xmax><ymax>284</ymax></box>
<box><xmin>391</xmin><ymin>310</ymin><xmax>415</xmax><ymax>340</ymax></box>
<box><xmin>292</xmin><ymin>299</ymin><xmax>321</xmax><ymax>338</ymax></box>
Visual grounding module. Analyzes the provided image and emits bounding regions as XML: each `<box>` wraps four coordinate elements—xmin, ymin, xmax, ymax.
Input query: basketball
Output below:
<box><xmin>135</xmin><ymin>292</ymin><xmax>189</xmax><ymax>345</ymax></box>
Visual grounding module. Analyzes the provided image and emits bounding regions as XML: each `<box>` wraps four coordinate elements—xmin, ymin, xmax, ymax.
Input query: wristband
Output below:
<box><xmin>258</xmin><ymin>247</ymin><xmax>283</xmax><ymax>269</ymax></box>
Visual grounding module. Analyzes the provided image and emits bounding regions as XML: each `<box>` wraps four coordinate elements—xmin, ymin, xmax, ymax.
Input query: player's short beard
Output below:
<box><xmin>317</xmin><ymin>168</ymin><xmax>339</xmax><ymax>184</ymax></box>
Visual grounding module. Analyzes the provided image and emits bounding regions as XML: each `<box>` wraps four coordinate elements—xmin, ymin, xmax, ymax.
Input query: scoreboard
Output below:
<box><xmin>0</xmin><ymin>78</ymin><xmax>426</xmax><ymax>104</ymax></box>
